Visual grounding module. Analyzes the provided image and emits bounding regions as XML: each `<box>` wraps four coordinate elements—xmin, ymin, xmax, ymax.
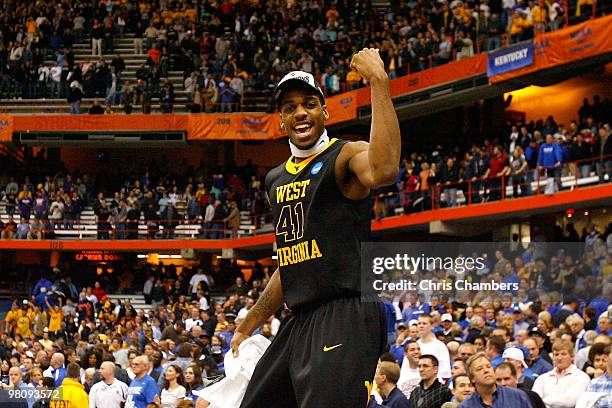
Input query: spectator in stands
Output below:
<box><xmin>369</xmin><ymin>361</ymin><xmax>410</xmax><ymax>408</ymax></box>
<box><xmin>52</xmin><ymin>362</ymin><xmax>89</xmax><ymax>406</ymax></box>
<box><xmin>161</xmin><ymin>83</ymin><xmax>175</xmax><ymax>114</ymax></box>
<box><xmin>441</xmin><ymin>374</ymin><xmax>474</xmax><ymax>408</ymax></box>
<box><xmin>89</xmin><ymin>361</ymin><xmax>128</xmax><ymax>408</ymax></box>
<box><xmin>455</xmin><ymin>31</ymin><xmax>474</xmax><ymax>61</ymax></box>
<box><xmin>460</xmin><ymin>352</ymin><xmax>533</xmax><ymax>407</ymax></box>
<box><xmin>510</xmin><ymin>146</ymin><xmax>530</xmax><ymax>197</ymax></box>
<box><xmin>1</xmin><ymin>216</ymin><xmax>16</xmax><ymax>239</ymax></box>
<box><xmin>483</xmin><ymin>145</ymin><xmax>509</xmax><ymax>201</ymax></box>
<box><xmin>486</xmin><ymin>336</ymin><xmax>506</xmax><ymax>368</ymax></box>
<box><xmin>440</xmin><ymin>158</ymin><xmax>460</xmax><ymax>207</ymax></box>
<box><xmin>524</xmin><ymin>337</ymin><xmax>553</xmax><ymax>376</ymax></box>
<box><xmin>114</xmin><ymin>200</ymin><xmax>128</xmax><ymax>240</ymax></box>
<box><xmin>595</xmin><ymin>126</ymin><xmax>611</xmax><ymax>183</ymax></box>
<box><xmin>68</xmin><ymin>79</ymin><xmax>83</xmax><ymax>114</ymax></box>
<box><xmin>28</xmin><ymin>218</ymin><xmax>43</xmax><ymax>240</ymax></box>
<box><xmin>44</xmin><ymin>353</ymin><xmax>67</xmax><ymax>388</ymax></box>
<box><xmin>502</xmin><ymin>347</ymin><xmax>534</xmax><ymax>390</ymax></box>
<box><xmin>577</xmin><ymin>345</ymin><xmax>612</xmax><ymax>407</ymax></box>
<box><xmin>532</xmin><ymin>339</ymin><xmax>590</xmax><ymax>407</ymax></box>
<box><xmin>155</xmin><ymin>364</ymin><xmax>186</xmax><ymax>408</ymax></box>
<box><xmin>537</xmin><ymin>134</ymin><xmax>563</xmax><ymax>192</ymax></box>
<box><xmin>125</xmin><ymin>356</ymin><xmax>159</xmax><ymax>407</ymax></box>
<box><xmin>417</xmin><ymin>314</ymin><xmax>452</xmax><ymax>381</ymax></box>
<box><xmin>0</xmin><ymin>366</ymin><xmax>35</xmax><ymax>404</ymax></box>
<box><xmin>16</xmin><ymin>217</ymin><xmax>30</xmax><ymax>239</ymax></box>
<box><xmin>89</xmin><ymin>99</ymin><xmax>104</xmax><ymax>114</ymax></box>
<box><xmin>495</xmin><ymin>362</ymin><xmax>546</xmax><ymax>408</ymax></box>
<box><xmin>408</xmin><ymin>354</ymin><xmax>452</xmax><ymax>408</ymax></box>
<box><xmin>218</xmin><ymin>80</ymin><xmax>235</xmax><ymax>113</ymax></box>
<box><xmin>95</xmin><ymin>200</ymin><xmax>112</xmax><ymax>240</ymax></box>
<box><xmin>91</xmin><ymin>20</ymin><xmax>103</xmax><ymax>57</ymax></box>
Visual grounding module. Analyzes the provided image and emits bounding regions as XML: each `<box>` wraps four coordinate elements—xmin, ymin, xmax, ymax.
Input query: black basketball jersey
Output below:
<box><xmin>265</xmin><ymin>138</ymin><xmax>372</xmax><ymax>310</ymax></box>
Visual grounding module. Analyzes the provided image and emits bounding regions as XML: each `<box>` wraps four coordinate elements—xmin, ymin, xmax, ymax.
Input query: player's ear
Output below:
<box><xmin>322</xmin><ymin>105</ymin><xmax>329</xmax><ymax>120</ymax></box>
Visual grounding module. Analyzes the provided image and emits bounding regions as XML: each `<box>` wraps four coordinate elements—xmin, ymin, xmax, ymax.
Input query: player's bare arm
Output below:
<box><xmin>231</xmin><ymin>268</ymin><xmax>283</xmax><ymax>356</ymax></box>
<box><xmin>336</xmin><ymin>48</ymin><xmax>401</xmax><ymax>200</ymax></box>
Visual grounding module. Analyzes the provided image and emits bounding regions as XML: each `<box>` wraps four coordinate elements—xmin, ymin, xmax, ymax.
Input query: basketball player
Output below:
<box><xmin>230</xmin><ymin>48</ymin><xmax>401</xmax><ymax>407</ymax></box>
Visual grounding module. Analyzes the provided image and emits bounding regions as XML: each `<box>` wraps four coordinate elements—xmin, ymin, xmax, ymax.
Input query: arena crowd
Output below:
<box><xmin>374</xmin><ymin>101</ymin><xmax>610</xmax><ymax>218</ymax></box>
<box><xmin>0</xmin><ymin>0</ymin><xmax>602</xmax><ymax>111</ymax></box>
<box><xmin>0</xmin><ymin>223</ymin><xmax>609</xmax><ymax>407</ymax></box>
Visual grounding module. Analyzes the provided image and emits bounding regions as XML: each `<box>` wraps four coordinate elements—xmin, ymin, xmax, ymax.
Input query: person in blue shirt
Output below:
<box><xmin>5</xmin><ymin>366</ymin><xmax>36</xmax><ymax>408</ymax></box>
<box><xmin>537</xmin><ymin>134</ymin><xmax>562</xmax><ymax>192</ymax></box>
<box><xmin>523</xmin><ymin>338</ymin><xmax>553</xmax><ymax>376</ymax></box>
<box><xmin>47</xmin><ymin>353</ymin><xmax>67</xmax><ymax>388</ymax></box>
<box><xmin>459</xmin><ymin>353</ymin><xmax>533</xmax><ymax>408</ymax></box>
<box><xmin>488</xmin><ymin>336</ymin><xmax>505</xmax><ymax>368</ymax></box>
<box><xmin>125</xmin><ymin>356</ymin><xmax>159</xmax><ymax>408</ymax></box>
<box><xmin>501</xmin><ymin>264</ymin><xmax>520</xmax><ymax>295</ymax></box>
<box><xmin>501</xmin><ymin>347</ymin><xmax>535</xmax><ymax>389</ymax></box>
<box><xmin>367</xmin><ymin>361</ymin><xmax>410</xmax><ymax>408</ymax></box>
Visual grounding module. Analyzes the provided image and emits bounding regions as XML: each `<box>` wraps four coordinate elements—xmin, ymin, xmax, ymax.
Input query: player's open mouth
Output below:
<box><xmin>293</xmin><ymin>122</ymin><xmax>313</xmax><ymax>135</ymax></box>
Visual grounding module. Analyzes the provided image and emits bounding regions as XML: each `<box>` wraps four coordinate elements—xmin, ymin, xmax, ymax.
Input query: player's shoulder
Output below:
<box><xmin>339</xmin><ymin>140</ymin><xmax>368</xmax><ymax>155</ymax></box>
<box><xmin>265</xmin><ymin>160</ymin><xmax>288</xmax><ymax>186</ymax></box>
<box><xmin>335</xmin><ymin>139</ymin><xmax>368</xmax><ymax>166</ymax></box>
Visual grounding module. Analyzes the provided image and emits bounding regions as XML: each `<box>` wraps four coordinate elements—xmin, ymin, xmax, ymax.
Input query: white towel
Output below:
<box><xmin>193</xmin><ymin>335</ymin><xmax>271</xmax><ymax>408</ymax></box>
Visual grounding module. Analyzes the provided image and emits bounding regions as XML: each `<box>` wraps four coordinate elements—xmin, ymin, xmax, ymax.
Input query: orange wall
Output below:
<box><xmin>505</xmin><ymin>64</ymin><xmax>612</xmax><ymax>125</ymax></box>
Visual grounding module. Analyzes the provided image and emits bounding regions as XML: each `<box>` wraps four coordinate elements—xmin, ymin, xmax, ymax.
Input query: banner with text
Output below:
<box><xmin>188</xmin><ymin>113</ymin><xmax>283</xmax><ymax>140</ymax></box>
<box><xmin>490</xmin><ymin>14</ymin><xmax>612</xmax><ymax>83</ymax></box>
<box><xmin>487</xmin><ymin>42</ymin><xmax>534</xmax><ymax>77</ymax></box>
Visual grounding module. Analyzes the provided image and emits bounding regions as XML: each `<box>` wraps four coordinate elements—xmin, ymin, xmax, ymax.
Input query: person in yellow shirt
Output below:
<box><xmin>184</xmin><ymin>7</ymin><xmax>198</xmax><ymax>23</ymax></box>
<box><xmin>531</xmin><ymin>1</ymin><xmax>548</xmax><ymax>33</ymax></box>
<box><xmin>18</xmin><ymin>186</ymin><xmax>32</xmax><ymax>200</ymax></box>
<box><xmin>51</xmin><ymin>362</ymin><xmax>89</xmax><ymax>408</ymax></box>
<box><xmin>4</xmin><ymin>301</ymin><xmax>20</xmax><ymax>334</ymax></box>
<box><xmin>15</xmin><ymin>313</ymin><xmax>32</xmax><ymax>339</ymax></box>
<box><xmin>47</xmin><ymin>299</ymin><xmax>63</xmax><ymax>335</ymax></box>
<box><xmin>346</xmin><ymin>70</ymin><xmax>362</xmax><ymax>90</ymax></box>
<box><xmin>162</xmin><ymin>9</ymin><xmax>174</xmax><ymax>25</ymax></box>
<box><xmin>510</xmin><ymin>11</ymin><xmax>525</xmax><ymax>41</ymax></box>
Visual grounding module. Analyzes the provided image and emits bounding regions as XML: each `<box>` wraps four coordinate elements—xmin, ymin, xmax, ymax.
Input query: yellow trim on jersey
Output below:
<box><xmin>284</xmin><ymin>138</ymin><xmax>338</xmax><ymax>175</ymax></box>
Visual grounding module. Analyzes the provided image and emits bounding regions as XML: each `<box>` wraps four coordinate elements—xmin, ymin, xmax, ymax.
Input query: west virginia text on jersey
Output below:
<box><xmin>277</xmin><ymin>239</ymin><xmax>322</xmax><ymax>267</ymax></box>
<box><xmin>265</xmin><ymin>138</ymin><xmax>372</xmax><ymax>309</ymax></box>
<box><xmin>276</xmin><ymin>180</ymin><xmax>311</xmax><ymax>203</ymax></box>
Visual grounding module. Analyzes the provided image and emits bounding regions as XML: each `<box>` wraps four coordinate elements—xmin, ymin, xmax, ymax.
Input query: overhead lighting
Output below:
<box><xmin>137</xmin><ymin>254</ymin><xmax>147</xmax><ymax>259</ymax></box>
<box><xmin>584</xmin><ymin>211</ymin><xmax>589</xmax><ymax>216</ymax></box>
<box><xmin>170</xmin><ymin>255</ymin><xmax>182</xmax><ymax>259</ymax></box>
<box><xmin>158</xmin><ymin>255</ymin><xmax>170</xmax><ymax>259</ymax></box>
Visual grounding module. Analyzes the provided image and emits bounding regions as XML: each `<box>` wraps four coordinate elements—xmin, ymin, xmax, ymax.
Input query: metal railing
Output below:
<box><xmin>0</xmin><ymin>212</ymin><xmax>272</xmax><ymax>241</ymax></box>
<box><xmin>375</xmin><ymin>154</ymin><xmax>611</xmax><ymax>218</ymax></box>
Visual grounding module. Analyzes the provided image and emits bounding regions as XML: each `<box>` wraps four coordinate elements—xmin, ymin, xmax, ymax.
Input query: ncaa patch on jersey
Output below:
<box><xmin>311</xmin><ymin>162</ymin><xmax>323</xmax><ymax>175</ymax></box>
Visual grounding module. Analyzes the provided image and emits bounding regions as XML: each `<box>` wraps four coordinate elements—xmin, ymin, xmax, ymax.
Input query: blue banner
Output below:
<box><xmin>487</xmin><ymin>43</ymin><xmax>534</xmax><ymax>77</ymax></box>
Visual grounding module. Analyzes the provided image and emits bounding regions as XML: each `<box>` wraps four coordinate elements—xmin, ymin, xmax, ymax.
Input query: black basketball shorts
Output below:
<box><xmin>239</xmin><ymin>297</ymin><xmax>387</xmax><ymax>408</ymax></box>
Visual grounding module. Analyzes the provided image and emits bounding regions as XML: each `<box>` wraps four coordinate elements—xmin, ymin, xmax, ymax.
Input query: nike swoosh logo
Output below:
<box><xmin>323</xmin><ymin>344</ymin><xmax>343</xmax><ymax>352</ymax></box>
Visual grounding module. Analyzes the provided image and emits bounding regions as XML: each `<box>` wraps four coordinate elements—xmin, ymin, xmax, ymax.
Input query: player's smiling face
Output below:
<box><xmin>280</xmin><ymin>88</ymin><xmax>329</xmax><ymax>150</ymax></box>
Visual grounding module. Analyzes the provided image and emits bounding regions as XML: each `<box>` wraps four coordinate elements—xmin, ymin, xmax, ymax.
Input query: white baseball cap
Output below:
<box><xmin>273</xmin><ymin>71</ymin><xmax>325</xmax><ymax>108</ymax></box>
<box><xmin>502</xmin><ymin>347</ymin><xmax>527</xmax><ymax>368</ymax></box>
<box><xmin>441</xmin><ymin>313</ymin><xmax>453</xmax><ymax>322</ymax></box>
